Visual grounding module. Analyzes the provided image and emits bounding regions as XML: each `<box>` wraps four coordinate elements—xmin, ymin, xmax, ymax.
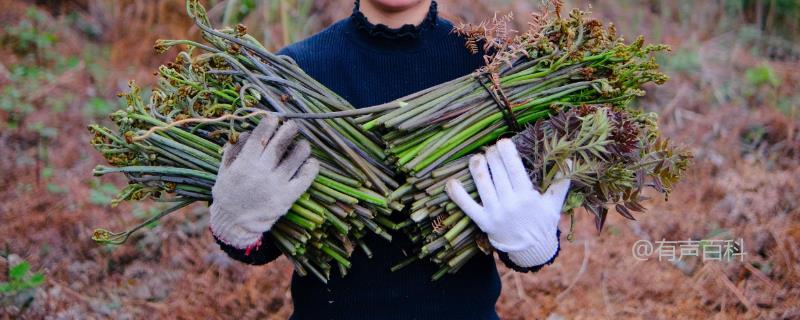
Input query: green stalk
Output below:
<box><xmin>316</xmin><ymin>176</ymin><xmax>387</xmax><ymax>207</ymax></box>
<box><xmin>323</xmin><ymin>210</ymin><xmax>350</xmax><ymax>235</ymax></box>
<box><xmin>319</xmin><ymin>167</ymin><xmax>361</xmax><ymax>187</ymax></box>
<box><xmin>271</xmin><ymin>229</ymin><xmax>298</xmax><ymax>256</ymax></box>
<box><xmin>126</xmin><ymin>113</ymin><xmax>220</xmax><ymax>156</ymax></box>
<box><xmin>290</xmin><ymin>204</ymin><xmax>325</xmax><ymax>225</ymax></box>
<box><xmin>93</xmin><ymin>165</ymin><xmax>216</xmax><ymax>181</ymax></box>
<box><xmin>431</xmin><ymin>265</ymin><xmax>451</xmax><ymax>281</ymax></box>
<box><xmin>447</xmin><ymin>244</ymin><xmax>478</xmax><ymax>268</ymax></box>
<box><xmin>390</xmin><ymin>255</ymin><xmax>418</xmax><ymax>272</ymax></box>
<box><xmin>320</xmin><ymin>244</ymin><xmax>351</xmax><ymax>268</ymax></box>
<box><xmin>443</xmin><ymin>215</ymin><xmax>471</xmax><ymax>244</ymax></box>
<box><xmin>311</xmin><ymin>181</ymin><xmax>358</xmax><ymax>205</ymax></box>
<box><xmin>283</xmin><ymin>212</ymin><xmax>317</xmax><ymax>230</ymax></box>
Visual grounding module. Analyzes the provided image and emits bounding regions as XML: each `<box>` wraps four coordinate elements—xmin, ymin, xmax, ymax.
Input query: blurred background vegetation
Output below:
<box><xmin>1</xmin><ymin>0</ymin><xmax>798</xmax><ymax>319</ymax></box>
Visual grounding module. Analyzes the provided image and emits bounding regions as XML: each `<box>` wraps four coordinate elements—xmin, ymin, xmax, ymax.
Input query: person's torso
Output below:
<box><xmin>278</xmin><ymin>7</ymin><xmax>501</xmax><ymax>320</ymax></box>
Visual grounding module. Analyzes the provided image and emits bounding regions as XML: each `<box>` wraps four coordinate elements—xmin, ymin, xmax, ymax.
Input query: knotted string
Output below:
<box><xmin>475</xmin><ymin>72</ymin><xmax>520</xmax><ymax>131</ymax></box>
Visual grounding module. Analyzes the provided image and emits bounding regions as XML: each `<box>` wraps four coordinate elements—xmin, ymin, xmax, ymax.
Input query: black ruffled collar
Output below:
<box><xmin>351</xmin><ymin>0</ymin><xmax>438</xmax><ymax>39</ymax></box>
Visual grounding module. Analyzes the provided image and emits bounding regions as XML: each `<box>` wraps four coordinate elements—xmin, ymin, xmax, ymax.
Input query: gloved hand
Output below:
<box><xmin>209</xmin><ymin>115</ymin><xmax>319</xmax><ymax>249</ymax></box>
<box><xmin>446</xmin><ymin>139</ymin><xmax>570</xmax><ymax>267</ymax></box>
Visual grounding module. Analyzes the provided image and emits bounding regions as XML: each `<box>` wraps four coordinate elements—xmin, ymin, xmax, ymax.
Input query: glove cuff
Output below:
<box><xmin>490</xmin><ymin>230</ymin><xmax>559</xmax><ymax>267</ymax></box>
<box><xmin>209</xmin><ymin>202</ymin><xmax>273</xmax><ymax>249</ymax></box>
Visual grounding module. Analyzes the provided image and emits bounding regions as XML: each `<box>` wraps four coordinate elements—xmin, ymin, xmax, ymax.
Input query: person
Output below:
<box><xmin>208</xmin><ymin>1</ymin><xmax>570</xmax><ymax>319</ymax></box>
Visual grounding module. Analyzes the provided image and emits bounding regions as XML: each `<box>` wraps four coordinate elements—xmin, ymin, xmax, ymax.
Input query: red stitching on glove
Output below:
<box><xmin>244</xmin><ymin>238</ymin><xmax>262</xmax><ymax>256</ymax></box>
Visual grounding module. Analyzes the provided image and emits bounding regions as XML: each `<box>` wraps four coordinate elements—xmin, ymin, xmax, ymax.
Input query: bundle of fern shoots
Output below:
<box><xmin>359</xmin><ymin>5</ymin><xmax>691</xmax><ymax>279</ymax></box>
<box><xmin>88</xmin><ymin>0</ymin><xmax>402</xmax><ymax>283</ymax></box>
<box><xmin>397</xmin><ymin>106</ymin><xmax>689</xmax><ymax>280</ymax></box>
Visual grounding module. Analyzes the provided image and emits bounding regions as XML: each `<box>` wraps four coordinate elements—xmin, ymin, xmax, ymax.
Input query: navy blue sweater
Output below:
<box><xmin>215</xmin><ymin>2</ymin><xmax>560</xmax><ymax>319</ymax></box>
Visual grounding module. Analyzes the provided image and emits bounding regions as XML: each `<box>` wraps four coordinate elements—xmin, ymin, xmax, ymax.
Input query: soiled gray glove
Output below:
<box><xmin>209</xmin><ymin>115</ymin><xmax>319</xmax><ymax>249</ymax></box>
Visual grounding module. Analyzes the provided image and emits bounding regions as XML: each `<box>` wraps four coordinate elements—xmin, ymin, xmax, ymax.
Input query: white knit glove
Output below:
<box><xmin>446</xmin><ymin>139</ymin><xmax>570</xmax><ymax>267</ymax></box>
<box><xmin>210</xmin><ymin>115</ymin><xmax>319</xmax><ymax>249</ymax></box>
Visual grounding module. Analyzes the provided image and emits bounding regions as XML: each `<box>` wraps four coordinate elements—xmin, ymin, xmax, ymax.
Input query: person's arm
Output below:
<box><xmin>446</xmin><ymin>139</ymin><xmax>569</xmax><ymax>273</ymax></box>
<box><xmin>209</xmin><ymin>114</ymin><xmax>319</xmax><ymax>265</ymax></box>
